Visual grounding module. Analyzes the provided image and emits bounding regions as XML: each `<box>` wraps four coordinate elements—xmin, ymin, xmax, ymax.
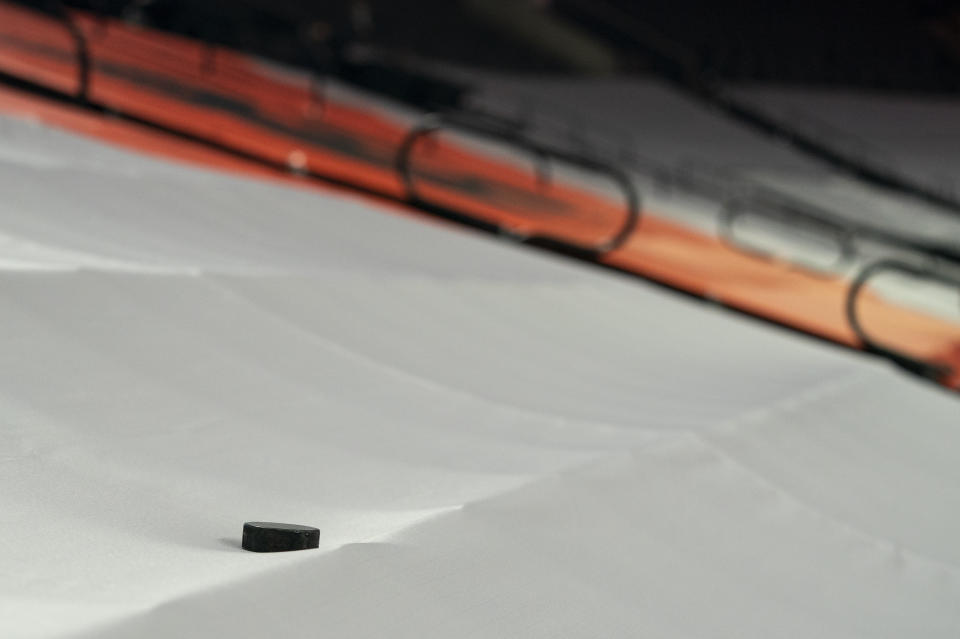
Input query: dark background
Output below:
<box><xmin>64</xmin><ymin>0</ymin><xmax>960</xmax><ymax>93</ymax></box>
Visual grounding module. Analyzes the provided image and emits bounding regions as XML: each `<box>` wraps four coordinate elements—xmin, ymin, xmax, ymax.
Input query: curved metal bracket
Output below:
<box><xmin>395</xmin><ymin>111</ymin><xmax>641</xmax><ymax>257</ymax></box>
<box><xmin>846</xmin><ymin>259</ymin><xmax>960</xmax><ymax>382</ymax></box>
<box><xmin>50</xmin><ymin>1</ymin><xmax>89</xmax><ymax>102</ymax></box>
<box><xmin>719</xmin><ymin>196</ymin><xmax>857</xmax><ymax>277</ymax></box>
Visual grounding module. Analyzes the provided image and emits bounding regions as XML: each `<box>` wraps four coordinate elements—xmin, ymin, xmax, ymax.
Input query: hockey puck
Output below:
<box><xmin>242</xmin><ymin>522</ymin><xmax>320</xmax><ymax>553</ymax></box>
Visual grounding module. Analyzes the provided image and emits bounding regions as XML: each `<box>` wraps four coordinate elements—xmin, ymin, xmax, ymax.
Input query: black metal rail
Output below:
<box><xmin>56</xmin><ymin>1</ymin><xmax>89</xmax><ymax>102</ymax></box>
<box><xmin>711</xmin><ymin>93</ymin><xmax>960</xmax><ymax>217</ymax></box>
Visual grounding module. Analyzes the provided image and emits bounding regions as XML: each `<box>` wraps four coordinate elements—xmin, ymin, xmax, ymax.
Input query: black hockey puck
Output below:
<box><xmin>242</xmin><ymin>522</ymin><xmax>320</xmax><ymax>553</ymax></box>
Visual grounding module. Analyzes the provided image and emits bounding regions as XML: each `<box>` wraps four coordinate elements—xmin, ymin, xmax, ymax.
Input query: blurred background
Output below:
<box><xmin>63</xmin><ymin>0</ymin><xmax>960</xmax><ymax>93</ymax></box>
<box><xmin>2</xmin><ymin>0</ymin><xmax>959</xmax><ymax>383</ymax></box>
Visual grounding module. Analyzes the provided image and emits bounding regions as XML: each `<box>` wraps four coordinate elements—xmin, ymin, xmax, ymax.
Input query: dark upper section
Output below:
<box><xmin>60</xmin><ymin>0</ymin><xmax>960</xmax><ymax>93</ymax></box>
<box><xmin>553</xmin><ymin>0</ymin><xmax>960</xmax><ymax>92</ymax></box>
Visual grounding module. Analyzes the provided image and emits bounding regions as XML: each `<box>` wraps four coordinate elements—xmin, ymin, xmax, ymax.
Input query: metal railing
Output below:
<box><xmin>846</xmin><ymin>259</ymin><xmax>960</xmax><ymax>384</ymax></box>
<box><xmin>0</xmin><ymin>0</ymin><xmax>956</xmax><ymax>393</ymax></box>
<box><xmin>395</xmin><ymin>110</ymin><xmax>641</xmax><ymax>256</ymax></box>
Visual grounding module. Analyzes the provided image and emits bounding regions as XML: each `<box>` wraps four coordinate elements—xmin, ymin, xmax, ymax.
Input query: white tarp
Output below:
<box><xmin>0</xmin><ymin>113</ymin><xmax>958</xmax><ymax>638</ymax></box>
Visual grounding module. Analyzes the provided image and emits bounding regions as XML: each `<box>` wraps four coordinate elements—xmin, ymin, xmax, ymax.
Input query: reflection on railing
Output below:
<box><xmin>719</xmin><ymin>197</ymin><xmax>857</xmax><ymax>276</ymax></box>
<box><xmin>395</xmin><ymin>110</ymin><xmax>641</xmax><ymax>256</ymax></box>
<box><xmin>711</xmin><ymin>179</ymin><xmax>960</xmax><ymax>283</ymax></box>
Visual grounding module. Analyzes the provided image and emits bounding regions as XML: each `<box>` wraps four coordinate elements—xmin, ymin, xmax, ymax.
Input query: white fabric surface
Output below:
<box><xmin>0</xmin><ymin>112</ymin><xmax>957</xmax><ymax>638</ymax></box>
